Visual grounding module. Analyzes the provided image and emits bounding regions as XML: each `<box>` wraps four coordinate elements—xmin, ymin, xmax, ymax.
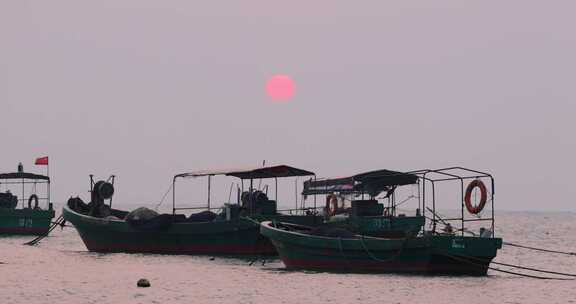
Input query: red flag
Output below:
<box><xmin>35</xmin><ymin>156</ymin><xmax>49</xmax><ymax>165</ymax></box>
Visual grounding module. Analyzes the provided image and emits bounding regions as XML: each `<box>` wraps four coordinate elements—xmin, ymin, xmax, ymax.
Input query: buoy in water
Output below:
<box><xmin>137</xmin><ymin>279</ymin><xmax>151</xmax><ymax>288</ymax></box>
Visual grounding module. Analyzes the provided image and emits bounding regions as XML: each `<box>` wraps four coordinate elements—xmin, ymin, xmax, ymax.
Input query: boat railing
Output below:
<box><xmin>411</xmin><ymin>167</ymin><xmax>495</xmax><ymax>237</ymax></box>
<box><xmin>333</xmin><ymin>167</ymin><xmax>496</xmax><ymax>238</ymax></box>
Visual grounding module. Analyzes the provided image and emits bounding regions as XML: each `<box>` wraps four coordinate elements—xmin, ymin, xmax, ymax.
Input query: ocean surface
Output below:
<box><xmin>1</xmin><ymin>210</ymin><xmax>575</xmax><ymax>304</ymax></box>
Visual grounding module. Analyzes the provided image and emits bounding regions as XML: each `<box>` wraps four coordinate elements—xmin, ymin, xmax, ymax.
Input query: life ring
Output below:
<box><xmin>464</xmin><ymin>180</ymin><xmax>487</xmax><ymax>214</ymax></box>
<box><xmin>325</xmin><ymin>194</ymin><xmax>339</xmax><ymax>216</ymax></box>
<box><xmin>28</xmin><ymin>194</ymin><xmax>39</xmax><ymax>209</ymax></box>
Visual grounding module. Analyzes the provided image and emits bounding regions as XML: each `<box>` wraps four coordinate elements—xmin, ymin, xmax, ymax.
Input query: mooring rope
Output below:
<box><xmin>24</xmin><ymin>215</ymin><xmax>66</xmax><ymax>246</ymax></box>
<box><xmin>154</xmin><ymin>183</ymin><xmax>174</xmax><ymax>211</ymax></box>
<box><xmin>248</xmin><ymin>222</ymin><xmax>266</xmax><ymax>267</ymax></box>
<box><xmin>241</xmin><ymin>216</ymin><xmax>262</xmax><ymax>226</ymax></box>
<box><xmin>487</xmin><ymin>265</ymin><xmax>572</xmax><ymax>280</ymax></box>
<box><xmin>439</xmin><ymin>251</ymin><xmax>574</xmax><ymax>280</ymax></box>
<box><xmin>491</xmin><ymin>260</ymin><xmax>576</xmax><ymax>277</ymax></box>
<box><xmin>503</xmin><ymin>241</ymin><xmax>576</xmax><ymax>256</ymax></box>
<box><xmin>243</xmin><ymin>217</ymin><xmax>273</xmax><ymax>267</ymax></box>
<box><xmin>392</xmin><ymin>195</ymin><xmax>417</xmax><ymax>209</ymax></box>
<box><xmin>337</xmin><ymin>237</ymin><xmax>354</xmax><ymax>270</ymax></box>
<box><xmin>447</xmin><ymin>249</ymin><xmax>576</xmax><ymax>277</ymax></box>
<box><xmin>359</xmin><ymin>235</ymin><xmax>406</xmax><ymax>263</ymax></box>
<box><xmin>438</xmin><ymin>247</ymin><xmax>576</xmax><ymax>277</ymax></box>
<box><xmin>414</xmin><ymin>206</ymin><xmax>575</xmax><ymax>278</ymax></box>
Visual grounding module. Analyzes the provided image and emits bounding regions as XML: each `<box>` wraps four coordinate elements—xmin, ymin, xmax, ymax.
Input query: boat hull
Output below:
<box><xmin>261</xmin><ymin>221</ymin><xmax>502</xmax><ymax>275</ymax></box>
<box><xmin>63</xmin><ymin>207</ymin><xmax>322</xmax><ymax>255</ymax></box>
<box><xmin>0</xmin><ymin>208</ymin><xmax>55</xmax><ymax>236</ymax></box>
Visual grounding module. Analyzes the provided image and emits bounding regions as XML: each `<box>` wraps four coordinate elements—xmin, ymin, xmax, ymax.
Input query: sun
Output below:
<box><xmin>266</xmin><ymin>75</ymin><xmax>295</xmax><ymax>102</ymax></box>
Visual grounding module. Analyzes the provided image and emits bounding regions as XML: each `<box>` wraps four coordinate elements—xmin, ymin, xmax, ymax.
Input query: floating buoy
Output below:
<box><xmin>137</xmin><ymin>279</ymin><xmax>151</xmax><ymax>288</ymax></box>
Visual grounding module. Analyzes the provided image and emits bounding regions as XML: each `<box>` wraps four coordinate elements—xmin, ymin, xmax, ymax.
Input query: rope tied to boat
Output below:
<box><xmin>438</xmin><ymin>251</ymin><xmax>575</xmax><ymax>280</ymax></box>
<box><xmin>426</xmin><ymin>206</ymin><xmax>575</xmax><ymax>256</ymax></box>
<box><xmin>240</xmin><ymin>216</ymin><xmax>272</xmax><ymax>267</ymax></box>
<box><xmin>444</xmin><ymin>248</ymin><xmax>576</xmax><ymax>278</ymax></box>
<box><xmin>336</xmin><ymin>237</ymin><xmax>353</xmax><ymax>270</ymax></box>
<box><xmin>154</xmin><ymin>183</ymin><xmax>174</xmax><ymax>212</ymax></box>
<box><xmin>24</xmin><ymin>215</ymin><xmax>66</xmax><ymax>246</ymax></box>
<box><xmin>359</xmin><ymin>235</ymin><xmax>407</xmax><ymax>263</ymax></box>
<box><xmin>503</xmin><ymin>241</ymin><xmax>576</xmax><ymax>256</ymax></box>
<box><xmin>240</xmin><ymin>216</ymin><xmax>262</xmax><ymax>226</ymax></box>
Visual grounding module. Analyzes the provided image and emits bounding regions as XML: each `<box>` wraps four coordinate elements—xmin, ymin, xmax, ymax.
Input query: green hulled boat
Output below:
<box><xmin>261</xmin><ymin>221</ymin><xmax>501</xmax><ymax>275</ymax></box>
<box><xmin>63</xmin><ymin>165</ymin><xmax>324</xmax><ymax>255</ymax></box>
<box><xmin>0</xmin><ymin>165</ymin><xmax>55</xmax><ymax>236</ymax></box>
<box><xmin>261</xmin><ymin>167</ymin><xmax>503</xmax><ymax>275</ymax></box>
<box><xmin>62</xmin><ymin>206</ymin><xmax>321</xmax><ymax>255</ymax></box>
<box><xmin>64</xmin><ymin>165</ymin><xmax>436</xmax><ymax>256</ymax></box>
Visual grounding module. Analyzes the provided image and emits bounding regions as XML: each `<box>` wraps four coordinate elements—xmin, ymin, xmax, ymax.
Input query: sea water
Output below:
<box><xmin>1</xmin><ymin>211</ymin><xmax>575</xmax><ymax>304</ymax></box>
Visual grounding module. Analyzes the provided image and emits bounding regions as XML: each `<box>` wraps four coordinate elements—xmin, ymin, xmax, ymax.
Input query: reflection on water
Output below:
<box><xmin>1</xmin><ymin>211</ymin><xmax>575</xmax><ymax>304</ymax></box>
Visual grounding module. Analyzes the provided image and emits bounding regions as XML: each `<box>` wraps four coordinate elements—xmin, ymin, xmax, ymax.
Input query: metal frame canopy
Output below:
<box><xmin>409</xmin><ymin>167</ymin><xmax>495</xmax><ymax>237</ymax></box>
<box><xmin>0</xmin><ymin>172</ymin><xmax>50</xmax><ymax>181</ymax></box>
<box><xmin>0</xmin><ymin>171</ymin><xmax>51</xmax><ymax>209</ymax></box>
<box><xmin>172</xmin><ymin>165</ymin><xmax>315</xmax><ymax>214</ymax></box>
<box><xmin>302</xmin><ymin>169</ymin><xmax>417</xmax><ymax>196</ymax></box>
<box><xmin>175</xmin><ymin>165</ymin><xmax>315</xmax><ymax>180</ymax></box>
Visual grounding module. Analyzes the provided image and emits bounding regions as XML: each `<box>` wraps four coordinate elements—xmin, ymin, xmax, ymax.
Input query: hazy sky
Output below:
<box><xmin>1</xmin><ymin>1</ymin><xmax>575</xmax><ymax>211</ymax></box>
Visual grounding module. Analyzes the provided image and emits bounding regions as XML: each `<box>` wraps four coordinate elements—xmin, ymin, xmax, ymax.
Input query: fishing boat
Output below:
<box><xmin>63</xmin><ymin>165</ymin><xmax>324</xmax><ymax>255</ymax></box>
<box><xmin>261</xmin><ymin>167</ymin><xmax>503</xmax><ymax>275</ymax></box>
<box><xmin>0</xmin><ymin>164</ymin><xmax>55</xmax><ymax>235</ymax></box>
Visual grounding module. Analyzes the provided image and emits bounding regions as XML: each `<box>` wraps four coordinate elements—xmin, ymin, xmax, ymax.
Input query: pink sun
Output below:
<box><xmin>266</xmin><ymin>75</ymin><xmax>295</xmax><ymax>102</ymax></box>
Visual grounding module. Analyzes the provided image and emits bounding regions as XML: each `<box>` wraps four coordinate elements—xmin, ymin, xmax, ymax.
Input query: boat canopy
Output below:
<box><xmin>302</xmin><ymin>169</ymin><xmax>417</xmax><ymax>196</ymax></box>
<box><xmin>0</xmin><ymin>172</ymin><xmax>50</xmax><ymax>181</ymax></box>
<box><xmin>175</xmin><ymin>165</ymin><xmax>315</xmax><ymax>180</ymax></box>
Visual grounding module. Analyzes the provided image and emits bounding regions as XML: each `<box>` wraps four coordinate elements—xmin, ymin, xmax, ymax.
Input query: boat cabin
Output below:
<box><xmin>0</xmin><ymin>165</ymin><xmax>52</xmax><ymax>211</ymax></box>
<box><xmin>0</xmin><ymin>164</ymin><xmax>55</xmax><ymax>235</ymax></box>
<box><xmin>302</xmin><ymin>169</ymin><xmax>424</xmax><ymax>237</ymax></box>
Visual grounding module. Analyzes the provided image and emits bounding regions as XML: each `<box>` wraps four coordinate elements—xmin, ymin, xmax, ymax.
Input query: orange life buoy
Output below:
<box><xmin>464</xmin><ymin>179</ymin><xmax>488</xmax><ymax>214</ymax></box>
<box><xmin>325</xmin><ymin>194</ymin><xmax>339</xmax><ymax>216</ymax></box>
